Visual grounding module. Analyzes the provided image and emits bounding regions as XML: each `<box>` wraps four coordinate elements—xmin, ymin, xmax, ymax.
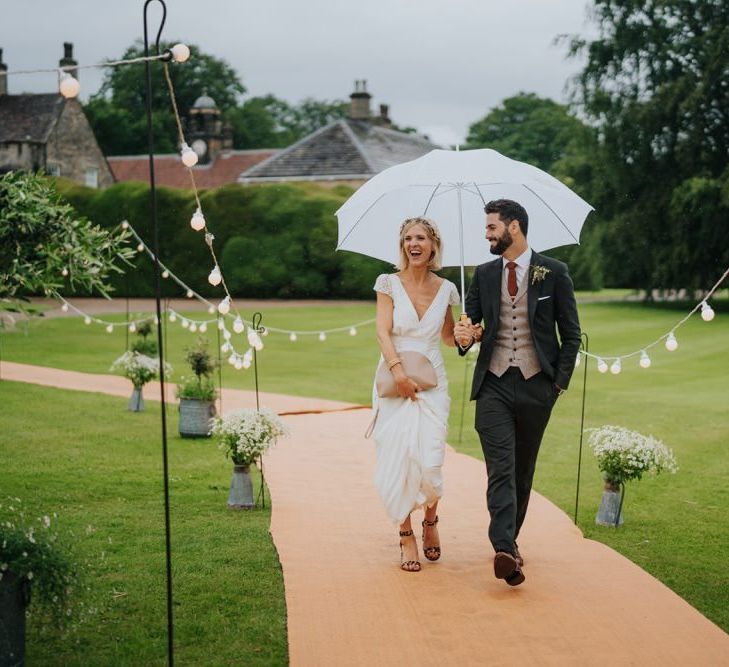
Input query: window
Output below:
<box><xmin>47</xmin><ymin>163</ymin><xmax>61</xmax><ymax>177</ymax></box>
<box><xmin>85</xmin><ymin>167</ymin><xmax>99</xmax><ymax>189</ymax></box>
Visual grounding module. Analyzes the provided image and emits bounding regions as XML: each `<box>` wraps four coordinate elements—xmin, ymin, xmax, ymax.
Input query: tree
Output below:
<box><xmin>86</xmin><ymin>40</ymin><xmax>246</xmax><ymax>155</ymax></box>
<box><xmin>0</xmin><ymin>172</ymin><xmax>134</xmax><ymax>308</ymax></box>
<box><xmin>228</xmin><ymin>95</ymin><xmax>348</xmax><ymax>149</ymax></box>
<box><xmin>564</xmin><ymin>0</ymin><xmax>729</xmax><ymax>289</ymax></box>
<box><xmin>465</xmin><ymin>93</ymin><xmax>589</xmax><ymax>171</ymax></box>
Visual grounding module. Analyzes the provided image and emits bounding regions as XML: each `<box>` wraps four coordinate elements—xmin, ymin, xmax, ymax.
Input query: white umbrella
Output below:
<box><xmin>335</xmin><ymin>148</ymin><xmax>594</xmax><ymax>308</ymax></box>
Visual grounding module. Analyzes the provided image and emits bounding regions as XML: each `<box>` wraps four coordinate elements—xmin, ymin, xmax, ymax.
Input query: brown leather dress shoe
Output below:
<box><xmin>494</xmin><ymin>551</ymin><xmax>525</xmax><ymax>586</ymax></box>
<box><xmin>514</xmin><ymin>543</ymin><xmax>524</xmax><ymax>567</ymax></box>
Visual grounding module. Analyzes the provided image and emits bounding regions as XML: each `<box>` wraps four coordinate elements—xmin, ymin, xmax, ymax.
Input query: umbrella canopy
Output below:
<box><xmin>335</xmin><ymin>148</ymin><xmax>594</xmax><ymax>304</ymax></box>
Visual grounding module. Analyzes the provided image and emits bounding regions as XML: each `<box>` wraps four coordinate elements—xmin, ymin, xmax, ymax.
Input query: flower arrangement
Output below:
<box><xmin>0</xmin><ymin>498</ymin><xmax>79</xmax><ymax>624</ymax></box>
<box><xmin>587</xmin><ymin>425</ymin><xmax>678</xmax><ymax>486</ymax></box>
<box><xmin>212</xmin><ymin>409</ymin><xmax>290</xmax><ymax>466</ymax></box>
<box><xmin>110</xmin><ymin>351</ymin><xmax>171</xmax><ymax>389</ymax></box>
<box><xmin>530</xmin><ymin>264</ymin><xmax>551</xmax><ymax>284</ymax></box>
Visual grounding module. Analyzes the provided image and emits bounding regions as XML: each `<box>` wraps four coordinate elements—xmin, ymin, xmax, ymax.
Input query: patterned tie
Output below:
<box><xmin>506</xmin><ymin>261</ymin><xmax>518</xmax><ymax>298</ymax></box>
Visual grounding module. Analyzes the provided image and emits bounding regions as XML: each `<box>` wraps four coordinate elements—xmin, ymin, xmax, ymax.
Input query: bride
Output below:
<box><xmin>372</xmin><ymin>217</ymin><xmax>462</xmax><ymax>572</ymax></box>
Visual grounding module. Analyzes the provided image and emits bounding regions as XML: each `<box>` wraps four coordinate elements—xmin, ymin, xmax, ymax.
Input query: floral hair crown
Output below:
<box><xmin>400</xmin><ymin>216</ymin><xmax>441</xmax><ymax>242</ymax></box>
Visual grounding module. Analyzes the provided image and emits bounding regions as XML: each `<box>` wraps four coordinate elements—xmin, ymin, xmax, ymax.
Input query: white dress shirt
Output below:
<box><xmin>502</xmin><ymin>248</ymin><xmax>532</xmax><ymax>291</ymax></box>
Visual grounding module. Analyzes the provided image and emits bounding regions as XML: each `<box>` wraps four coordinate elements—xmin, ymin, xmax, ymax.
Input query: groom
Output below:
<box><xmin>454</xmin><ymin>198</ymin><xmax>581</xmax><ymax>586</ymax></box>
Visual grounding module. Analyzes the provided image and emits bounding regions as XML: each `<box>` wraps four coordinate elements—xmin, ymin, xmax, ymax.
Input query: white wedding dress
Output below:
<box><xmin>372</xmin><ymin>273</ymin><xmax>460</xmax><ymax>524</ymax></box>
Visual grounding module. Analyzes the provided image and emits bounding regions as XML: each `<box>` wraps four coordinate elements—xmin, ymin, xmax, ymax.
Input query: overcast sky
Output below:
<box><xmin>2</xmin><ymin>0</ymin><xmax>594</xmax><ymax>146</ymax></box>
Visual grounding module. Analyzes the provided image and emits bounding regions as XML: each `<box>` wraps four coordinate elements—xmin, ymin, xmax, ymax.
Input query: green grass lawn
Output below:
<box><xmin>0</xmin><ymin>382</ymin><xmax>286</xmax><ymax>666</ymax></box>
<box><xmin>2</xmin><ymin>297</ymin><xmax>728</xmax><ymax>643</ymax></box>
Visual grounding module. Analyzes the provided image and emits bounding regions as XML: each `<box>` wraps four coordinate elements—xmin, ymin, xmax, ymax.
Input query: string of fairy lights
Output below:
<box><xmin>5</xmin><ymin>45</ymin><xmax>727</xmax><ymax>375</ymax></box>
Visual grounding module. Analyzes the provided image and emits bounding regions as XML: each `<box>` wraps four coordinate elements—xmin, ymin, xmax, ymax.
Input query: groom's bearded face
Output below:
<box><xmin>487</xmin><ymin>217</ymin><xmax>514</xmax><ymax>256</ymax></box>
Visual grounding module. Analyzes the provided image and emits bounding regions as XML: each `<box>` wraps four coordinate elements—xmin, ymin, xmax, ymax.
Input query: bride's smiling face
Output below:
<box><xmin>402</xmin><ymin>223</ymin><xmax>433</xmax><ymax>268</ymax></box>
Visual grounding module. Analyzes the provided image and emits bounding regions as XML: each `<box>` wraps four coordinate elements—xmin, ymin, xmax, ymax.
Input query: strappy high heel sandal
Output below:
<box><xmin>399</xmin><ymin>529</ymin><xmax>421</xmax><ymax>572</ymax></box>
<box><xmin>422</xmin><ymin>516</ymin><xmax>441</xmax><ymax>561</ymax></box>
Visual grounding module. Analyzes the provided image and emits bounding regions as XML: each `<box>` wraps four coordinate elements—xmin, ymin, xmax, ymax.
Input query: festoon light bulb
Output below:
<box><xmin>639</xmin><ymin>350</ymin><xmax>651</xmax><ymax>368</ymax></box>
<box><xmin>319</xmin><ymin>332</ymin><xmax>326</xmax><ymax>342</ymax></box>
<box><xmin>665</xmin><ymin>332</ymin><xmax>678</xmax><ymax>351</ymax></box>
<box><xmin>181</xmin><ymin>319</ymin><xmax>189</xmax><ymax>329</ymax></box>
<box><xmin>169</xmin><ymin>312</ymin><xmax>177</xmax><ymax>322</ymax></box>
<box><xmin>208</xmin><ymin>305</ymin><xmax>216</xmax><ymax>315</ymax></box>
<box><xmin>349</xmin><ymin>327</ymin><xmax>357</xmax><ymax>336</ymax></box>
<box><xmin>180</xmin><ymin>142</ymin><xmax>198</xmax><ymax>167</ymax></box>
<box><xmin>701</xmin><ymin>301</ymin><xmax>715</xmax><ymax>322</ymax></box>
<box><xmin>106</xmin><ymin>324</ymin><xmax>113</xmax><ymax>333</ymax></box>
<box><xmin>218</xmin><ymin>296</ymin><xmax>231</xmax><ymax>315</ymax></box>
<box><xmin>59</xmin><ymin>71</ymin><xmax>80</xmax><ymax>98</ymax></box>
<box><xmin>61</xmin><ymin>303</ymin><xmax>69</xmax><ymax>313</ymax></box>
<box><xmin>208</xmin><ymin>265</ymin><xmax>222</xmax><ymax>286</ymax></box>
<box><xmin>233</xmin><ymin>317</ymin><xmax>245</xmax><ymax>334</ymax></box>
<box><xmin>61</xmin><ymin>267</ymin><xmax>69</xmax><ymax>277</ymax></box>
<box><xmin>190</xmin><ymin>323</ymin><xmax>198</xmax><ymax>333</ymax></box>
<box><xmin>84</xmin><ymin>316</ymin><xmax>92</xmax><ymax>325</ymax></box>
<box><xmin>137</xmin><ymin>243</ymin><xmax>144</xmax><ymax>252</ymax></box>
<box><xmin>161</xmin><ymin>269</ymin><xmax>169</xmax><ymax>279</ymax></box>
<box><xmin>289</xmin><ymin>332</ymin><xmax>297</xmax><ymax>342</ymax></box>
<box><xmin>129</xmin><ymin>322</ymin><xmax>136</xmax><ymax>333</ymax></box>
<box><xmin>199</xmin><ymin>323</ymin><xmax>207</xmax><ymax>333</ymax></box>
<box><xmin>170</xmin><ymin>43</ymin><xmax>190</xmax><ymax>63</ymax></box>
<box><xmin>190</xmin><ymin>208</ymin><xmax>205</xmax><ymax>231</ymax></box>
<box><xmin>597</xmin><ymin>357</ymin><xmax>608</xmax><ymax>373</ymax></box>
<box><xmin>186</xmin><ymin>289</ymin><xmax>194</xmax><ymax>298</ymax></box>
<box><xmin>610</xmin><ymin>358</ymin><xmax>622</xmax><ymax>375</ymax></box>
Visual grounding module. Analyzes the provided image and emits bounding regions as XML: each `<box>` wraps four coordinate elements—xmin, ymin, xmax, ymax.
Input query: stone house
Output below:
<box><xmin>0</xmin><ymin>44</ymin><xmax>114</xmax><ymax>188</ymax></box>
<box><xmin>238</xmin><ymin>81</ymin><xmax>440</xmax><ymax>187</ymax></box>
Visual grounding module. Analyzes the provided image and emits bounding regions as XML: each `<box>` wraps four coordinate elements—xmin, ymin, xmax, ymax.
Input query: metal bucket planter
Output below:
<box><xmin>128</xmin><ymin>387</ymin><xmax>144</xmax><ymax>412</ymax></box>
<box><xmin>178</xmin><ymin>399</ymin><xmax>216</xmax><ymax>438</ymax></box>
<box><xmin>0</xmin><ymin>570</ymin><xmax>31</xmax><ymax>667</ymax></box>
<box><xmin>228</xmin><ymin>464</ymin><xmax>255</xmax><ymax>510</ymax></box>
<box><xmin>595</xmin><ymin>481</ymin><xmax>624</xmax><ymax>526</ymax></box>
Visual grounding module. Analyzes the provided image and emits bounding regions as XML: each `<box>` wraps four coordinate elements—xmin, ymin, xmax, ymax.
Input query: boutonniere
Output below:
<box><xmin>530</xmin><ymin>265</ymin><xmax>551</xmax><ymax>285</ymax></box>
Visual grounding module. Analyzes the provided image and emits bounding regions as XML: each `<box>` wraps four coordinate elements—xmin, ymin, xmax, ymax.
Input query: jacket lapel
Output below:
<box><xmin>527</xmin><ymin>251</ymin><xmax>541</xmax><ymax>325</ymax></box>
<box><xmin>486</xmin><ymin>259</ymin><xmax>502</xmax><ymax>325</ymax></box>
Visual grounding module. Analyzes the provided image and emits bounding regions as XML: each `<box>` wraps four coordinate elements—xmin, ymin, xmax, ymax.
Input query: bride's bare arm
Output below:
<box><xmin>440</xmin><ymin>306</ymin><xmax>457</xmax><ymax>347</ymax></box>
<box><xmin>375</xmin><ymin>292</ymin><xmax>419</xmax><ymax>400</ymax></box>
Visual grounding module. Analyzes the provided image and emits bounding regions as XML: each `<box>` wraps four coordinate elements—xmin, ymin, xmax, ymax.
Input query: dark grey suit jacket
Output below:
<box><xmin>459</xmin><ymin>251</ymin><xmax>582</xmax><ymax>400</ymax></box>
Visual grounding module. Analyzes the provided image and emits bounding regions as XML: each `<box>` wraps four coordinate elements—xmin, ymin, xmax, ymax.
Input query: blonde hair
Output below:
<box><xmin>397</xmin><ymin>217</ymin><xmax>443</xmax><ymax>271</ymax></box>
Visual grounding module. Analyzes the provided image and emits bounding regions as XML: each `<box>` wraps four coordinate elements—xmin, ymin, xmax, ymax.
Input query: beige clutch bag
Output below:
<box><xmin>376</xmin><ymin>351</ymin><xmax>438</xmax><ymax>398</ymax></box>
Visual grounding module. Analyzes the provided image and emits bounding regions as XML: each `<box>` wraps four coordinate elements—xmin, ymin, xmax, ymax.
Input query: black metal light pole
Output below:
<box><xmin>573</xmin><ymin>332</ymin><xmax>589</xmax><ymax>525</ymax></box>
<box><xmin>142</xmin><ymin>1</ymin><xmax>174</xmax><ymax>664</ymax></box>
<box><xmin>252</xmin><ymin>312</ymin><xmax>267</xmax><ymax>508</ymax></box>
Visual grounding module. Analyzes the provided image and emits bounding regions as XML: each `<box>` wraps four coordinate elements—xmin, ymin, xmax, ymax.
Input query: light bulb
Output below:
<box><xmin>106</xmin><ymin>324</ymin><xmax>113</xmax><ymax>333</ymax></box>
<box><xmin>61</xmin><ymin>267</ymin><xmax>69</xmax><ymax>277</ymax></box>
<box><xmin>190</xmin><ymin>323</ymin><xmax>197</xmax><ymax>333</ymax></box>
<box><xmin>639</xmin><ymin>351</ymin><xmax>651</xmax><ymax>368</ymax></box>
<box><xmin>180</xmin><ymin>142</ymin><xmax>198</xmax><ymax>167</ymax></box>
<box><xmin>121</xmin><ymin>221</ymin><xmax>129</xmax><ymax>229</ymax></box>
<box><xmin>181</xmin><ymin>319</ymin><xmax>189</xmax><ymax>329</ymax></box>
<box><xmin>234</xmin><ymin>359</ymin><xmax>243</xmax><ymax>370</ymax></box>
<box><xmin>244</xmin><ymin>349</ymin><xmax>253</xmax><ymax>362</ymax></box>
<box><xmin>575</xmin><ymin>353</ymin><xmax>581</xmax><ymax>368</ymax></box>
<box><xmin>242</xmin><ymin>359</ymin><xmax>252</xmax><ymax>370</ymax></box>
<box><xmin>190</xmin><ymin>208</ymin><xmax>205</xmax><ymax>231</ymax></box>
<box><xmin>597</xmin><ymin>358</ymin><xmax>608</xmax><ymax>373</ymax></box>
<box><xmin>217</xmin><ymin>318</ymin><xmax>226</xmax><ymax>330</ymax></box>
<box><xmin>349</xmin><ymin>327</ymin><xmax>357</xmax><ymax>336</ymax></box>
<box><xmin>208</xmin><ymin>305</ymin><xmax>216</xmax><ymax>315</ymax></box>
<box><xmin>61</xmin><ymin>303</ymin><xmax>69</xmax><ymax>313</ymax></box>
<box><xmin>170</xmin><ymin>43</ymin><xmax>190</xmax><ymax>63</ymax></box>
<box><xmin>137</xmin><ymin>242</ymin><xmax>144</xmax><ymax>252</ymax></box>
<box><xmin>199</xmin><ymin>323</ymin><xmax>207</xmax><ymax>333</ymax></box>
<box><xmin>161</xmin><ymin>270</ymin><xmax>170</xmax><ymax>279</ymax></box>
<box><xmin>233</xmin><ymin>317</ymin><xmax>245</xmax><ymax>334</ymax></box>
<box><xmin>154</xmin><ymin>316</ymin><xmax>159</xmax><ymax>325</ymax></box>
<box><xmin>59</xmin><ymin>72</ymin><xmax>80</xmax><ymax>98</ymax></box>
<box><xmin>665</xmin><ymin>332</ymin><xmax>678</xmax><ymax>351</ymax></box>
<box><xmin>84</xmin><ymin>316</ymin><xmax>91</xmax><ymax>325</ymax></box>
<box><xmin>261</xmin><ymin>327</ymin><xmax>269</xmax><ymax>337</ymax></box>
<box><xmin>247</xmin><ymin>328</ymin><xmax>257</xmax><ymax>346</ymax></box>
<box><xmin>610</xmin><ymin>359</ymin><xmax>621</xmax><ymax>375</ymax></box>
<box><xmin>186</xmin><ymin>289</ymin><xmax>194</xmax><ymax>298</ymax></box>
<box><xmin>221</xmin><ymin>342</ymin><xmax>231</xmax><ymax>353</ymax></box>
<box><xmin>223</xmin><ymin>329</ymin><xmax>232</xmax><ymax>340</ymax></box>
<box><xmin>319</xmin><ymin>332</ymin><xmax>326</xmax><ymax>342</ymax></box>
<box><xmin>701</xmin><ymin>301</ymin><xmax>715</xmax><ymax>322</ymax></box>
<box><xmin>228</xmin><ymin>354</ymin><xmax>237</xmax><ymax>366</ymax></box>
<box><xmin>289</xmin><ymin>332</ymin><xmax>297</xmax><ymax>342</ymax></box>
<box><xmin>129</xmin><ymin>322</ymin><xmax>136</xmax><ymax>333</ymax></box>
<box><xmin>254</xmin><ymin>339</ymin><xmax>263</xmax><ymax>352</ymax></box>
<box><xmin>208</xmin><ymin>265</ymin><xmax>222</xmax><ymax>286</ymax></box>
<box><xmin>169</xmin><ymin>312</ymin><xmax>177</xmax><ymax>322</ymax></box>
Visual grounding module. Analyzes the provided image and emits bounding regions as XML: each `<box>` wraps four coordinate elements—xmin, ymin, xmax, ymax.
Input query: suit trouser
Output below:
<box><xmin>475</xmin><ymin>367</ymin><xmax>556</xmax><ymax>554</ymax></box>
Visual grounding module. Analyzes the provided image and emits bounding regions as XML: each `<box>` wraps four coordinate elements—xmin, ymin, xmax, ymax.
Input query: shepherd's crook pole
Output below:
<box><xmin>143</xmin><ymin>1</ymin><xmax>175</xmax><ymax>663</ymax></box>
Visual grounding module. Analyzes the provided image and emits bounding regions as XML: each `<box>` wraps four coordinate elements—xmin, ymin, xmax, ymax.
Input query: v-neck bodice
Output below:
<box><xmin>374</xmin><ymin>273</ymin><xmax>460</xmax><ymax>349</ymax></box>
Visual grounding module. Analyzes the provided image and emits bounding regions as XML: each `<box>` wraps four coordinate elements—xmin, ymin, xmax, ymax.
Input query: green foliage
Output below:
<box><xmin>0</xmin><ymin>172</ymin><xmax>134</xmax><ymax>305</ymax></box>
<box><xmin>563</xmin><ymin>0</ymin><xmax>729</xmax><ymax>289</ymax></box>
<box><xmin>85</xmin><ymin>40</ymin><xmax>245</xmax><ymax>155</ymax></box>
<box><xmin>466</xmin><ymin>92</ymin><xmax>590</xmax><ymax>171</ymax></box>
<box><xmin>177</xmin><ymin>337</ymin><xmax>217</xmax><ymax>400</ymax></box>
<box><xmin>0</xmin><ymin>500</ymin><xmax>81</xmax><ymax>625</ymax></box>
<box><xmin>56</xmin><ymin>180</ymin><xmax>388</xmax><ymax>298</ymax></box>
<box><xmin>176</xmin><ymin>375</ymin><xmax>217</xmax><ymax>401</ymax></box>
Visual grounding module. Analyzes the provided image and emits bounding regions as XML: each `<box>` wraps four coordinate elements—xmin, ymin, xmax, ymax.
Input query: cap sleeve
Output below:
<box><xmin>373</xmin><ymin>273</ymin><xmax>393</xmax><ymax>297</ymax></box>
<box><xmin>448</xmin><ymin>281</ymin><xmax>461</xmax><ymax>306</ymax></box>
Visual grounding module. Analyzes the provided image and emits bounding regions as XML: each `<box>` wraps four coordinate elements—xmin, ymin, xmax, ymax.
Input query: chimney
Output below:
<box><xmin>348</xmin><ymin>79</ymin><xmax>371</xmax><ymax>121</ymax></box>
<box><xmin>59</xmin><ymin>42</ymin><xmax>78</xmax><ymax>80</ymax></box>
<box><xmin>378</xmin><ymin>103</ymin><xmax>391</xmax><ymax>128</ymax></box>
<box><xmin>0</xmin><ymin>49</ymin><xmax>7</xmax><ymax>96</ymax></box>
